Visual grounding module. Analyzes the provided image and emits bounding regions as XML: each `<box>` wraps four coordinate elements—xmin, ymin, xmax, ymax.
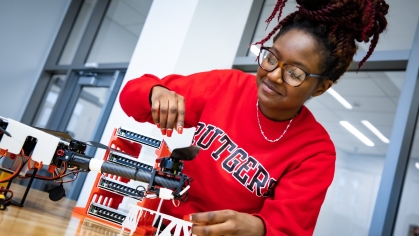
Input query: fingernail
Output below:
<box><xmin>156</xmin><ymin>123</ymin><xmax>160</xmax><ymax>128</ymax></box>
<box><xmin>177</xmin><ymin>126</ymin><xmax>183</xmax><ymax>134</ymax></box>
<box><xmin>183</xmin><ymin>214</ymin><xmax>191</xmax><ymax>221</ymax></box>
<box><xmin>167</xmin><ymin>129</ymin><xmax>173</xmax><ymax>137</ymax></box>
<box><xmin>161</xmin><ymin>128</ymin><xmax>166</xmax><ymax>135</ymax></box>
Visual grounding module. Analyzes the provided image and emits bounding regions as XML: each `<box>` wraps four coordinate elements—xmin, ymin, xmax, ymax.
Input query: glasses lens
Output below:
<box><xmin>283</xmin><ymin>65</ymin><xmax>306</xmax><ymax>86</ymax></box>
<box><xmin>258</xmin><ymin>48</ymin><xmax>307</xmax><ymax>86</ymax></box>
<box><xmin>259</xmin><ymin>49</ymin><xmax>277</xmax><ymax>71</ymax></box>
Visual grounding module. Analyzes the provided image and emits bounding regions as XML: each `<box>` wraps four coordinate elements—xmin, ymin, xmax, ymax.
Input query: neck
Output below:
<box><xmin>258</xmin><ymin>101</ymin><xmax>301</xmax><ymax>121</ymax></box>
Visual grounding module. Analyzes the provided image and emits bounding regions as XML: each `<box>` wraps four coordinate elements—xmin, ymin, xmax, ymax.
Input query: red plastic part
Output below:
<box><xmin>72</xmin><ymin>128</ymin><xmax>167</xmax><ymax>235</ymax></box>
<box><xmin>0</xmin><ymin>148</ymin><xmax>8</xmax><ymax>156</ymax></box>
<box><xmin>47</xmin><ymin>164</ymin><xmax>57</xmax><ymax>174</ymax></box>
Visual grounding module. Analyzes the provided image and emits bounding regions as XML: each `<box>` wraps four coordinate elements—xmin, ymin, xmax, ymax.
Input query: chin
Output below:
<box><xmin>257</xmin><ymin>92</ymin><xmax>277</xmax><ymax>108</ymax></box>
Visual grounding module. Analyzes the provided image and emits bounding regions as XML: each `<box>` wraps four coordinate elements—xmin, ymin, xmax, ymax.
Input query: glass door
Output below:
<box><xmin>28</xmin><ymin>70</ymin><xmax>125</xmax><ymax>200</ymax></box>
<box><xmin>65</xmin><ymin>71</ymin><xmax>125</xmax><ymax>200</ymax></box>
<box><xmin>63</xmin><ymin>72</ymin><xmax>117</xmax><ymax>142</ymax></box>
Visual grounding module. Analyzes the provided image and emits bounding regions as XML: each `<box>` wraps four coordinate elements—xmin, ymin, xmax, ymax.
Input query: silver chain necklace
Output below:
<box><xmin>256</xmin><ymin>100</ymin><xmax>294</xmax><ymax>142</ymax></box>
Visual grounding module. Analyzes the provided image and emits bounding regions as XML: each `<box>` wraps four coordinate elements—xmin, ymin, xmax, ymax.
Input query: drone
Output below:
<box><xmin>0</xmin><ymin>116</ymin><xmax>198</xmax><ymax>210</ymax></box>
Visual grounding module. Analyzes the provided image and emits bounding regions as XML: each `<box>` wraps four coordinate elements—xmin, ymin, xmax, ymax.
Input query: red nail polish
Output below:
<box><xmin>183</xmin><ymin>214</ymin><xmax>191</xmax><ymax>221</ymax></box>
<box><xmin>167</xmin><ymin>129</ymin><xmax>173</xmax><ymax>137</ymax></box>
<box><xmin>156</xmin><ymin>123</ymin><xmax>160</xmax><ymax>128</ymax></box>
<box><xmin>177</xmin><ymin>126</ymin><xmax>183</xmax><ymax>134</ymax></box>
<box><xmin>161</xmin><ymin>128</ymin><xmax>166</xmax><ymax>135</ymax></box>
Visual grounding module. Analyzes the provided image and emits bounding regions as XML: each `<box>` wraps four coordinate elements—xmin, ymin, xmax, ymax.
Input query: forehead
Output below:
<box><xmin>272</xmin><ymin>29</ymin><xmax>323</xmax><ymax>73</ymax></box>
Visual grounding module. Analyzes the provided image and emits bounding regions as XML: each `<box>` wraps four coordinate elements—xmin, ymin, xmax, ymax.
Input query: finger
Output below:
<box><xmin>176</xmin><ymin>96</ymin><xmax>185</xmax><ymax>134</ymax></box>
<box><xmin>166</xmin><ymin>96</ymin><xmax>179</xmax><ymax>137</ymax></box>
<box><xmin>192</xmin><ymin>221</ymin><xmax>238</xmax><ymax>236</ymax></box>
<box><xmin>151</xmin><ymin>99</ymin><xmax>160</xmax><ymax>127</ymax></box>
<box><xmin>159</xmin><ymin>97</ymin><xmax>169</xmax><ymax>135</ymax></box>
<box><xmin>191</xmin><ymin>210</ymin><xmax>235</xmax><ymax>225</ymax></box>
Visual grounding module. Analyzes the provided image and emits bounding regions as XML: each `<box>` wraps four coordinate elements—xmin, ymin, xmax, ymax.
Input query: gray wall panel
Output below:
<box><xmin>0</xmin><ymin>0</ymin><xmax>70</xmax><ymax>121</ymax></box>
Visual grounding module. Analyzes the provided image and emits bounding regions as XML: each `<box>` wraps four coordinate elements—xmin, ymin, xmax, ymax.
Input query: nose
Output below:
<box><xmin>267</xmin><ymin>66</ymin><xmax>284</xmax><ymax>84</ymax></box>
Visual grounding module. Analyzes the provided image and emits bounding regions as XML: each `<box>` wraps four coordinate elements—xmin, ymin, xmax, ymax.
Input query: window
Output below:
<box><xmin>310</xmin><ymin>71</ymin><xmax>404</xmax><ymax>235</ymax></box>
<box><xmin>86</xmin><ymin>0</ymin><xmax>153</xmax><ymax>64</ymax></box>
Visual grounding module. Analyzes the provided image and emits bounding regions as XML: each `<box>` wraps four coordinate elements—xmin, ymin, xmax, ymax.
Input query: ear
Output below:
<box><xmin>312</xmin><ymin>79</ymin><xmax>333</xmax><ymax>97</ymax></box>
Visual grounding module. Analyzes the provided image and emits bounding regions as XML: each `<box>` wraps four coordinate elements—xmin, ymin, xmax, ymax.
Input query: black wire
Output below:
<box><xmin>133</xmin><ymin>167</ymin><xmax>145</xmax><ymax>198</ymax></box>
<box><xmin>135</xmin><ymin>185</ymin><xmax>146</xmax><ymax>198</ymax></box>
<box><xmin>0</xmin><ymin>154</ymin><xmax>25</xmax><ymax>183</ymax></box>
<box><xmin>179</xmin><ymin>176</ymin><xmax>191</xmax><ymax>202</ymax></box>
<box><xmin>24</xmin><ymin>162</ymin><xmax>77</xmax><ymax>181</ymax></box>
<box><xmin>0</xmin><ymin>189</ymin><xmax>13</xmax><ymax>202</ymax></box>
<box><xmin>28</xmin><ymin>171</ymin><xmax>79</xmax><ymax>181</ymax></box>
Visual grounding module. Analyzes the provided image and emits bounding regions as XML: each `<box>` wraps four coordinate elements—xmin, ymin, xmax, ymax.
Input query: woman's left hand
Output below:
<box><xmin>190</xmin><ymin>210</ymin><xmax>265</xmax><ymax>236</ymax></box>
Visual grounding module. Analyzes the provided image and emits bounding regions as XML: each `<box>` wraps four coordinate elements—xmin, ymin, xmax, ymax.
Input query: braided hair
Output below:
<box><xmin>253</xmin><ymin>0</ymin><xmax>389</xmax><ymax>82</ymax></box>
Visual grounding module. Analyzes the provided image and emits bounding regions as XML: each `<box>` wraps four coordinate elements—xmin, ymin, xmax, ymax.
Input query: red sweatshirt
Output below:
<box><xmin>119</xmin><ymin>69</ymin><xmax>336</xmax><ymax>236</ymax></box>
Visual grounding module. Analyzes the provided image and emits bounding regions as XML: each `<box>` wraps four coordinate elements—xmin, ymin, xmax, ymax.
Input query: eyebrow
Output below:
<box><xmin>269</xmin><ymin>46</ymin><xmax>310</xmax><ymax>72</ymax></box>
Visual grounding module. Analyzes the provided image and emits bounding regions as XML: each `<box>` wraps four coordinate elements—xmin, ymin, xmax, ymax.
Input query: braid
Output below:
<box><xmin>265</xmin><ymin>0</ymin><xmax>288</xmax><ymax>30</ymax></box>
<box><xmin>253</xmin><ymin>0</ymin><xmax>389</xmax><ymax>82</ymax></box>
<box><xmin>358</xmin><ymin>0</ymin><xmax>389</xmax><ymax>69</ymax></box>
<box><xmin>254</xmin><ymin>12</ymin><xmax>297</xmax><ymax>48</ymax></box>
<box><xmin>265</xmin><ymin>0</ymin><xmax>281</xmax><ymax>25</ymax></box>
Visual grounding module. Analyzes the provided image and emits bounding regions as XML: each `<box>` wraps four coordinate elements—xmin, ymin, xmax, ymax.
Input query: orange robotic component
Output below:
<box><xmin>72</xmin><ymin>128</ymin><xmax>173</xmax><ymax>235</ymax></box>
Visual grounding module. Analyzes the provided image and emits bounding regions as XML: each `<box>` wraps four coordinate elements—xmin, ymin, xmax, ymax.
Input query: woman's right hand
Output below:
<box><xmin>150</xmin><ymin>86</ymin><xmax>185</xmax><ymax>137</ymax></box>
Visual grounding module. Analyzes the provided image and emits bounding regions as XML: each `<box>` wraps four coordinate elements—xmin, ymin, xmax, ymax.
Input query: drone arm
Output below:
<box><xmin>99</xmin><ymin>161</ymin><xmax>180</xmax><ymax>190</ymax></box>
<box><xmin>63</xmin><ymin>151</ymin><xmax>181</xmax><ymax>191</ymax></box>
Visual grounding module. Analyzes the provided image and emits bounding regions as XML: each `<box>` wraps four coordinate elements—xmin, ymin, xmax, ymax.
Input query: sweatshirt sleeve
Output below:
<box><xmin>119</xmin><ymin>70</ymin><xmax>227</xmax><ymax>128</ymax></box>
<box><xmin>254</xmin><ymin>152</ymin><xmax>335</xmax><ymax>236</ymax></box>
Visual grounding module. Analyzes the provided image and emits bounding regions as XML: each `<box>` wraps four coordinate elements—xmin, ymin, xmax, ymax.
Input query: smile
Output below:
<box><xmin>261</xmin><ymin>80</ymin><xmax>282</xmax><ymax>96</ymax></box>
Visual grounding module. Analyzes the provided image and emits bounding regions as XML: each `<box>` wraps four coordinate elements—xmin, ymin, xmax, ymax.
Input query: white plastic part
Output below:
<box><xmin>0</xmin><ymin>118</ymin><xmax>61</xmax><ymax>163</ymax></box>
<box><xmin>120</xmin><ymin>205</ymin><xmax>146</xmax><ymax>236</ymax></box>
<box><xmin>178</xmin><ymin>185</ymin><xmax>190</xmax><ymax>196</ymax></box>
<box><xmin>159</xmin><ymin>188</ymin><xmax>174</xmax><ymax>200</ymax></box>
<box><xmin>138</xmin><ymin>145</ymin><xmax>159</xmax><ymax>166</ymax></box>
<box><xmin>89</xmin><ymin>158</ymin><xmax>104</xmax><ymax>173</ymax></box>
<box><xmin>152</xmin><ymin>198</ymin><xmax>165</xmax><ymax>226</ymax></box>
<box><xmin>119</xmin><ymin>204</ymin><xmax>193</xmax><ymax>236</ymax></box>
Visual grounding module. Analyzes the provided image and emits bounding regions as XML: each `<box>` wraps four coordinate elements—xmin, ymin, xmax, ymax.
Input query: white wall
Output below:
<box><xmin>315</xmin><ymin>149</ymin><xmax>385</xmax><ymax>236</ymax></box>
<box><xmin>0</xmin><ymin>0</ymin><xmax>70</xmax><ymax>121</ymax></box>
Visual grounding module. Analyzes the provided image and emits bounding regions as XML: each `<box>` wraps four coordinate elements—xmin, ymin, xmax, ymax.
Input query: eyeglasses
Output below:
<box><xmin>257</xmin><ymin>47</ymin><xmax>329</xmax><ymax>87</ymax></box>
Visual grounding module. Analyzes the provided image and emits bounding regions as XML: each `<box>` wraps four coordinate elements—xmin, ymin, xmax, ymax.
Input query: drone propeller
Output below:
<box><xmin>31</xmin><ymin>127</ymin><xmax>131</xmax><ymax>155</ymax></box>
<box><xmin>31</xmin><ymin>126</ymin><xmax>199</xmax><ymax>160</ymax></box>
<box><xmin>31</xmin><ymin>127</ymin><xmax>107</xmax><ymax>150</ymax></box>
<box><xmin>169</xmin><ymin>146</ymin><xmax>200</xmax><ymax>161</ymax></box>
<box><xmin>31</xmin><ymin>127</ymin><xmax>74</xmax><ymax>141</ymax></box>
<box><xmin>85</xmin><ymin>140</ymin><xmax>138</xmax><ymax>158</ymax></box>
<box><xmin>85</xmin><ymin>141</ymin><xmax>110</xmax><ymax>150</ymax></box>
<box><xmin>0</xmin><ymin>126</ymin><xmax>11</xmax><ymax>137</ymax></box>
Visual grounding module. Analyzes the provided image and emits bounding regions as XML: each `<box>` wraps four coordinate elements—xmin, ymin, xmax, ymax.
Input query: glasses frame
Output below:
<box><xmin>258</xmin><ymin>47</ymin><xmax>330</xmax><ymax>87</ymax></box>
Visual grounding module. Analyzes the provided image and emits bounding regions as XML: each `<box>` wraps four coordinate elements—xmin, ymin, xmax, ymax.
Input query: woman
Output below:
<box><xmin>119</xmin><ymin>0</ymin><xmax>389</xmax><ymax>235</ymax></box>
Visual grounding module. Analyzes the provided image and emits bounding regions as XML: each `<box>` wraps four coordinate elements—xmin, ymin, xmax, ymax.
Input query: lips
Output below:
<box><xmin>261</xmin><ymin>79</ymin><xmax>282</xmax><ymax>96</ymax></box>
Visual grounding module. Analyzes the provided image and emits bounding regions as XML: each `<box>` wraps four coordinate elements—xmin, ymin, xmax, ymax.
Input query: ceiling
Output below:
<box><xmin>305</xmin><ymin>71</ymin><xmax>411</xmax><ymax>157</ymax></box>
<box><xmin>251</xmin><ymin>0</ymin><xmax>419</xmax><ymax>158</ymax></box>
